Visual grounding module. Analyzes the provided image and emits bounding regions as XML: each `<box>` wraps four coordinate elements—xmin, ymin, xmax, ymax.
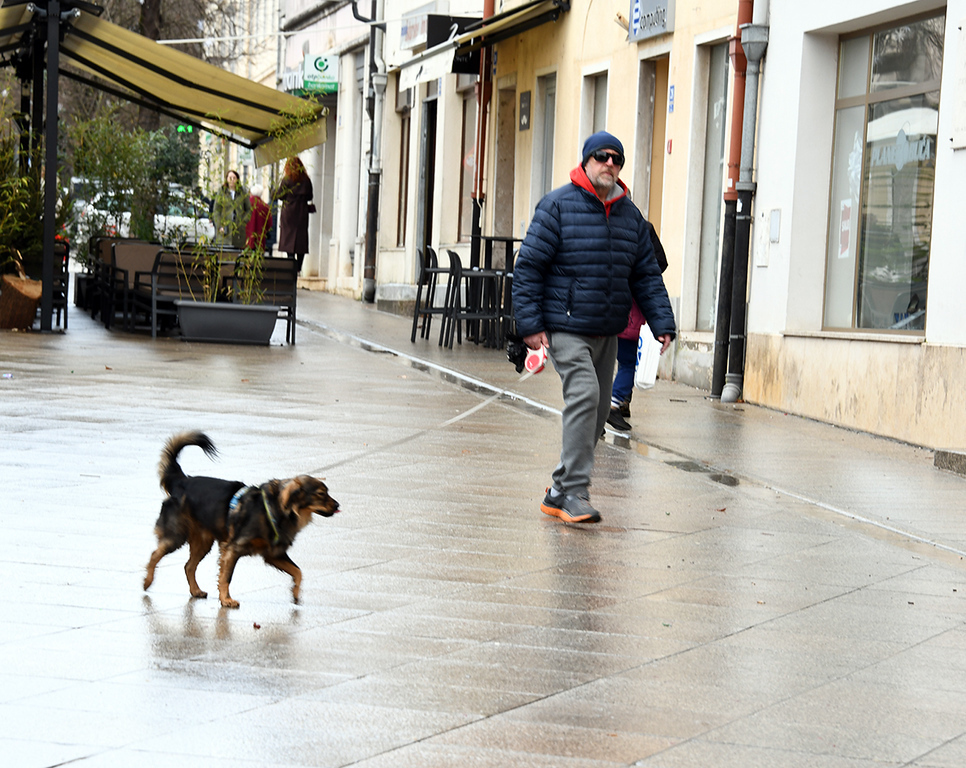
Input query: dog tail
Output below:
<box><xmin>159</xmin><ymin>431</ymin><xmax>217</xmax><ymax>494</ymax></box>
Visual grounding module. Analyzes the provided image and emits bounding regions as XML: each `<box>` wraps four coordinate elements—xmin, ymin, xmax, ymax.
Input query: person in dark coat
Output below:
<box><xmin>276</xmin><ymin>156</ymin><xmax>314</xmax><ymax>271</ymax></box>
<box><xmin>212</xmin><ymin>169</ymin><xmax>251</xmax><ymax>249</ymax></box>
<box><xmin>245</xmin><ymin>184</ymin><xmax>273</xmax><ymax>253</ymax></box>
<box><xmin>512</xmin><ymin>130</ymin><xmax>676</xmax><ymax>524</ymax></box>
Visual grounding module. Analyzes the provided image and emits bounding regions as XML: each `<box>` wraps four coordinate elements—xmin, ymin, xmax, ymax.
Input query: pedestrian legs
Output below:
<box><xmin>547</xmin><ymin>332</ymin><xmax>618</xmax><ymax>497</ymax></box>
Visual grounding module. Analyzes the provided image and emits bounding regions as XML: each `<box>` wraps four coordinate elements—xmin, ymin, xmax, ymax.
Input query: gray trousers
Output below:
<box><xmin>547</xmin><ymin>332</ymin><xmax>618</xmax><ymax>498</ymax></box>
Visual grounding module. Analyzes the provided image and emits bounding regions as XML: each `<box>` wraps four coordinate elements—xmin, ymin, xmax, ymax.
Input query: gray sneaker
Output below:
<box><xmin>555</xmin><ymin>494</ymin><xmax>602</xmax><ymax>524</ymax></box>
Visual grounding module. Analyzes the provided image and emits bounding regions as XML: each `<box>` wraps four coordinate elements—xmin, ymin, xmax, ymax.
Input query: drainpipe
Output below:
<box><xmin>710</xmin><ymin>0</ymin><xmax>753</xmax><ymax>398</ymax></box>
<box><xmin>355</xmin><ymin>0</ymin><xmax>386</xmax><ymax>303</ymax></box>
<box><xmin>720</xmin><ymin>12</ymin><xmax>768</xmax><ymax>403</ymax></box>
<box><xmin>470</xmin><ymin>0</ymin><xmax>495</xmax><ymax>270</ymax></box>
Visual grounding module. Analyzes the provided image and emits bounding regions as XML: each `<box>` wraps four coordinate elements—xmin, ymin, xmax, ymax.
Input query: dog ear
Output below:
<box><xmin>277</xmin><ymin>478</ymin><xmax>298</xmax><ymax>513</ymax></box>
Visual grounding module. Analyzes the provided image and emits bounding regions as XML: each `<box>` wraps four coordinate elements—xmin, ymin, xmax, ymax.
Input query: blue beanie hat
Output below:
<box><xmin>581</xmin><ymin>131</ymin><xmax>624</xmax><ymax>166</ymax></box>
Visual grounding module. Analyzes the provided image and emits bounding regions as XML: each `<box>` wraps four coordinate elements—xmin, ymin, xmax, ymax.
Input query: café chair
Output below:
<box><xmin>440</xmin><ymin>249</ymin><xmax>503</xmax><ymax>349</ymax></box>
<box><xmin>410</xmin><ymin>246</ymin><xmax>448</xmax><ymax>342</ymax></box>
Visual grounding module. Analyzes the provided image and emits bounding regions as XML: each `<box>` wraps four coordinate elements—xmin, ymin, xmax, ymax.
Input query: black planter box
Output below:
<box><xmin>175</xmin><ymin>301</ymin><xmax>280</xmax><ymax>345</ymax></box>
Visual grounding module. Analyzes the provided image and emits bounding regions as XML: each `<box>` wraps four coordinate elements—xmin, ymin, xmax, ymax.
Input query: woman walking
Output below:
<box><xmin>276</xmin><ymin>157</ymin><xmax>314</xmax><ymax>271</ymax></box>
<box><xmin>212</xmin><ymin>169</ymin><xmax>251</xmax><ymax>249</ymax></box>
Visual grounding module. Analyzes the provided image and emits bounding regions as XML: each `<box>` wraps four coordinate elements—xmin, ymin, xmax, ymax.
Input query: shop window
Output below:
<box><xmin>823</xmin><ymin>12</ymin><xmax>944</xmax><ymax>332</ymax></box>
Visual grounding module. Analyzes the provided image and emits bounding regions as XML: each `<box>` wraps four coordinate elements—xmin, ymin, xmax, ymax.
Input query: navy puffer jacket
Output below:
<box><xmin>512</xmin><ymin>168</ymin><xmax>676</xmax><ymax>341</ymax></box>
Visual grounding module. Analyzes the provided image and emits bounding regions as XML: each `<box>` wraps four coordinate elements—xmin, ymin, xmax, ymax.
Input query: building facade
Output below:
<box><xmin>247</xmin><ymin>0</ymin><xmax>960</xmax><ymax>450</ymax></box>
<box><xmin>378</xmin><ymin>0</ymin><xmax>744</xmax><ymax>382</ymax></box>
<box><xmin>277</xmin><ymin>0</ymin><xmax>370</xmax><ymax>293</ymax></box>
<box><xmin>374</xmin><ymin>0</ymin><xmax>487</xmax><ymax>312</ymax></box>
<box><xmin>471</xmin><ymin>0</ymin><xmax>743</xmax><ymax>393</ymax></box>
<box><xmin>743</xmin><ymin>0</ymin><xmax>964</xmax><ymax>448</ymax></box>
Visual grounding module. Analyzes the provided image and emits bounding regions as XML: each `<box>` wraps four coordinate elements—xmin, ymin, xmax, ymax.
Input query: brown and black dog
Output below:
<box><xmin>143</xmin><ymin>431</ymin><xmax>339</xmax><ymax>608</ymax></box>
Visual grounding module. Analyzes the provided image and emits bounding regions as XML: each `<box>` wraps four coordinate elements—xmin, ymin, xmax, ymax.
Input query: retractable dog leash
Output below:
<box><xmin>303</xmin><ymin>321</ymin><xmax>552</xmax><ymax>476</ymax></box>
<box><xmin>315</xmin><ymin>365</ymin><xmax>542</xmax><ymax>475</ymax></box>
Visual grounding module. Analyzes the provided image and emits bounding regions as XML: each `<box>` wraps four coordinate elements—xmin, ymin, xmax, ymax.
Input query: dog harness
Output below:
<box><xmin>229</xmin><ymin>486</ymin><xmax>281</xmax><ymax>544</ymax></box>
<box><xmin>229</xmin><ymin>487</ymin><xmax>247</xmax><ymax>511</ymax></box>
<box><xmin>261</xmin><ymin>488</ymin><xmax>281</xmax><ymax>544</ymax></box>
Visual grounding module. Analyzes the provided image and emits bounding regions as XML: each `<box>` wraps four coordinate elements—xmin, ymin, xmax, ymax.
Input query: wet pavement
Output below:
<box><xmin>2</xmin><ymin>288</ymin><xmax>966</xmax><ymax>767</ymax></box>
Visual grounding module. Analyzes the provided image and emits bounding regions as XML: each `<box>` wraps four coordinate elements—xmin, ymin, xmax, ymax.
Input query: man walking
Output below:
<box><xmin>512</xmin><ymin>131</ymin><xmax>676</xmax><ymax>523</ymax></box>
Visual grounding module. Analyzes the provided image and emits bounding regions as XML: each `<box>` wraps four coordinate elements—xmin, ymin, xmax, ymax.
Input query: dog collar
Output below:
<box><xmin>261</xmin><ymin>488</ymin><xmax>281</xmax><ymax>544</ymax></box>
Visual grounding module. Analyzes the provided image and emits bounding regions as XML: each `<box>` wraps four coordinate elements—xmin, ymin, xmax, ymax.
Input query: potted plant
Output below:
<box><xmin>0</xmin><ymin>105</ymin><xmax>71</xmax><ymax>329</ymax></box>
<box><xmin>169</xmin><ymin>102</ymin><xmax>318</xmax><ymax>345</ymax></box>
<box><xmin>0</xmin><ymin>250</ymin><xmax>42</xmax><ymax>330</ymax></box>
<box><xmin>174</xmin><ymin>241</ymin><xmax>280</xmax><ymax>345</ymax></box>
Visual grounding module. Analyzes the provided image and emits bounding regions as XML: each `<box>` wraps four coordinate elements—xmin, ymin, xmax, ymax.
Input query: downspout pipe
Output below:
<box><xmin>710</xmin><ymin>0</ymin><xmax>753</xmax><ymax>398</ymax></box>
<box><xmin>470</xmin><ymin>0</ymin><xmax>495</xmax><ymax>271</ymax></box>
<box><xmin>720</xmin><ymin>20</ymin><xmax>768</xmax><ymax>403</ymax></box>
<box><xmin>356</xmin><ymin>0</ymin><xmax>386</xmax><ymax>303</ymax></box>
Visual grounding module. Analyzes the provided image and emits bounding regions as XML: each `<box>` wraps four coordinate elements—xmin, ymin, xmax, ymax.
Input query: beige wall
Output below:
<box><xmin>745</xmin><ymin>333</ymin><xmax>966</xmax><ymax>449</ymax></box>
<box><xmin>484</xmin><ymin>0</ymin><xmax>740</xmax><ymax>289</ymax></box>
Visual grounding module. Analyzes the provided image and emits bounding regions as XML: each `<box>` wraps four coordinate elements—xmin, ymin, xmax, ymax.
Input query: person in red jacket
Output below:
<box><xmin>244</xmin><ymin>184</ymin><xmax>273</xmax><ymax>253</ymax></box>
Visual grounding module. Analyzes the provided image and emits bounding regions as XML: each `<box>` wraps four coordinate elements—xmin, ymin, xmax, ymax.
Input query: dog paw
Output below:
<box><xmin>220</xmin><ymin>598</ymin><xmax>240</xmax><ymax>609</ymax></box>
<box><xmin>143</xmin><ymin>576</ymin><xmax>153</xmax><ymax>591</ymax></box>
<box><xmin>190</xmin><ymin>590</ymin><xmax>208</xmax><ymax>599</ymax></box>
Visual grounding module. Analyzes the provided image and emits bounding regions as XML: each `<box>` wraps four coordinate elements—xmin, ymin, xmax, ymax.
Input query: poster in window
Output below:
<box><xmin>839</xmin><ymin>199</ymin><xmax>852</xmax><ymax>259</ymax></box>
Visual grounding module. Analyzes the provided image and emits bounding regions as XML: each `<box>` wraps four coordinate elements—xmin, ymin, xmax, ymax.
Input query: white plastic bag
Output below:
<box><xmin>634</xmin><ymin>323</ymin><xmax>662</xmax><ymax>390</ymax></box>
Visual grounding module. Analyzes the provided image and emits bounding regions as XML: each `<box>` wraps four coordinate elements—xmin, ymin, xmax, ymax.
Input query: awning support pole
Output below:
<box><xmin>40</xmin><ymin>0</ymin><xmax>63</xmax><ymax>332</ymax></box>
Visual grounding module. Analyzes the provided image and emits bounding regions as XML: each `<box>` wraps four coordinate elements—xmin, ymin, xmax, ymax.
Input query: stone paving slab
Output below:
<box><xmin>1</xmin><ymin>289</ymin><xmax>965</xmax><ymax>767</ymax></box>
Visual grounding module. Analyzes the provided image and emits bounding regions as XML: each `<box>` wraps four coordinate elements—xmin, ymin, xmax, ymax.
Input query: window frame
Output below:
<box><xmin>821</xmin><ymin>10</ymin><xmax>944</xmax><ymax>333</ymax></box>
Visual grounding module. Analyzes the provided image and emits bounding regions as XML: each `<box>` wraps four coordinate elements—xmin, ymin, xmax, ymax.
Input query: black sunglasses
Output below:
<box><xmin>590</xmin><ymin>149</ymin><xmax>624</xmax><ymax>167</ymax></box>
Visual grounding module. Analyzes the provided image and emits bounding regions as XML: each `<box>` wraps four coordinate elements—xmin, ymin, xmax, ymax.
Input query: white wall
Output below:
<box><xmin>927</xmin><ymin>0</ymin><xmax>966</xmax><ymax>346</ymax></box>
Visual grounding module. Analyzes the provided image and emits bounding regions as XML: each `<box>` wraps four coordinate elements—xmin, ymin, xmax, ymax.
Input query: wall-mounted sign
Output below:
<box><xmin>402</xmin><ymin>3</ymin><xmax>436</xmax><ymax>50</ymax></box>
<box><xmin>629</xmin><ymin>0</ymin><xmax>675</xmax><ymax>42</ymax></box>
<box><xmin>427</xmin><ymin>15</ymin><xmax>481</xmax><ymax>75</ymax></box>
<box><xmin>302</xmin><ymin>55</ymin><xmax>339</xmax><ymax>95</ymax></box>
<box><xmin>280</xmin><ymin>65</ymin><xmax>303</xmax><ymax>94</ymax></box>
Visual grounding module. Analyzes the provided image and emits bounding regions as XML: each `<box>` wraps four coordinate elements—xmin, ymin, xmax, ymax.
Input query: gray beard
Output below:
<box><xmin>593</xmin><ymin>179</ymin><xmax>616</xmax><ymax>200</ymax></box>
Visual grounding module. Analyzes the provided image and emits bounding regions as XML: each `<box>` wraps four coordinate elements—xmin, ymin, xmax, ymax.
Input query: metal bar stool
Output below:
<box><xmin>410</xmin><ymin>246</ymin><xmax>449</xmax><ymax>342</ymax></box>
<box><xmin>500</xmin><ymin>249</ymin><xmax>519</xmax><ymax>342</ymax></box>
<box><xmin>51</xmin><ymin>240</ymin><xmax>70</xmax><ymax>330</ymax></box>
<box><xmin>440</xmin><ymin>250</ymin><xmax>504</xmax><ymax>349</ymax></box>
